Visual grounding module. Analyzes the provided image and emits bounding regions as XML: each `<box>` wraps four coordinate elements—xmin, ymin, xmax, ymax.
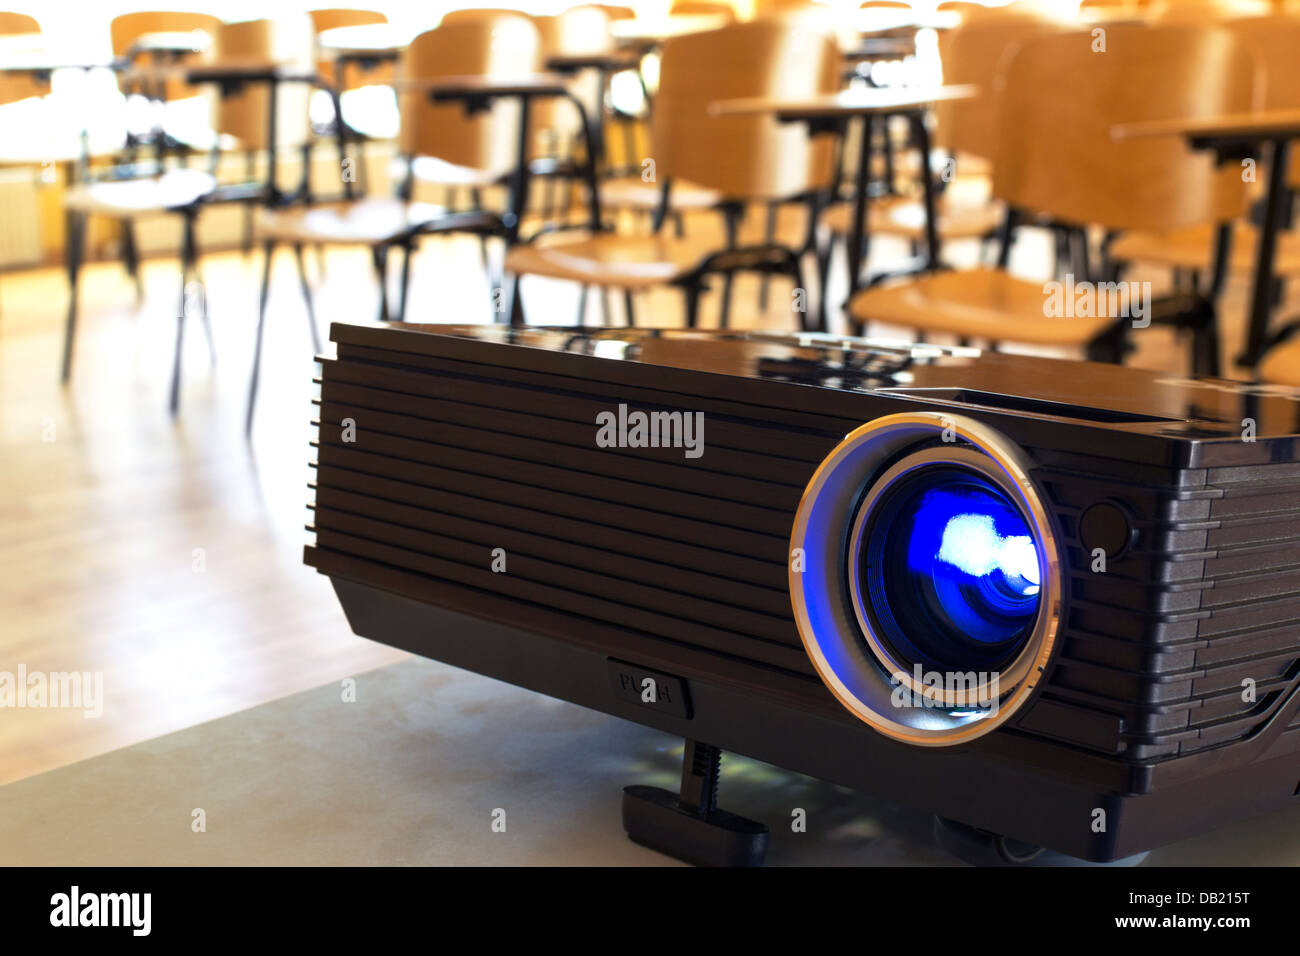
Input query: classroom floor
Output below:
<box><xmin>0</xmin><ymin>206</ymin><xmax>1278</xmax><ymax>787</ymax></box>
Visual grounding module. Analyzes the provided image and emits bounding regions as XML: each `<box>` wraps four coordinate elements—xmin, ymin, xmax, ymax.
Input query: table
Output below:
<box><xmin>609</xmin><ymin>14</ymin><xmax>728</xmax><ymax>51</ymax></box>
<box><xmin>854</xmin><ymin>9</ymin><xmax>962</xmax><ymax>35</ymax></box>
<box><xmin>316</xmin><ymin>23</ymin><xmax>404</xmax><ymax>74</ymax></box>
<box><xmin>714</xmin><ymin>84</ymin><xmax>977</xmax><ymax>329</ymax></box>
<box><xmin>395</xmin><ymin>73</ymin><xmax>603</xmax><ymax>243</ymax></box>
<box><xmin>2</xmin><ymin>655</ymin><xmax>1296</xmax><ymax>865</ymax></box>
<box><xmin>1113</xmin><ymin>109</ymin><xmax>1300</xmax><ymax>367</ymax></box>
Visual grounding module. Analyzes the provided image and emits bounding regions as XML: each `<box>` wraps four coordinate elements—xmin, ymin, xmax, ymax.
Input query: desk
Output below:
<box><xmin>1114</xmin><ymin>109</ymin><xmax>1300</xmax><ymax>367</ymax></box>
<box><xmin>714</xmin><ymin>85</ymin><xmax>976</xmax><ymax>328</ymax></box>
<box><xmin>2</xmin><ymin>655</ymin><xmax>1296</xmax><ymax>865</ymax></box>
<box><xmin>609</xmin><ymin>14</ymin><xmax>728</xmax><ymax>52</ymax></box>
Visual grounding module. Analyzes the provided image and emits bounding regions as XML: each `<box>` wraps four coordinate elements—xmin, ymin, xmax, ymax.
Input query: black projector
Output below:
<box><xmin>305</xmin><ymin>323</ymin><xmax>1300</xmax><ymax>866</ymax></box>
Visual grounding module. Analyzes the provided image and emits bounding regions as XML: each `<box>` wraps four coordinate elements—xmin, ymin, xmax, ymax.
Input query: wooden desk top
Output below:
<box><xmin>854</xmin><ymin>9</ymin><xmax>962</xmax><ymax>33</ymax></box>
<box><xmin>127</xmin><ymin>31</ymin><xmax>211</xmax><ymax>58</ymax></box>
<box><xmin>1112</xmin><ymin>109</ymin><xmax>1300</xmax><ymax>143</ymax></box>
<box><xmin>610</xmin><ymin>14</ymin><xmax>728</xmax><ymax>45</ymax></box>
<box><xmin>122</xmin><ymin>61</ymin><xmax>317</xmax><ymax>86</ymax></box>
<box><xmin>394</xmin><ymin>73</ymin><xmax>573</xmax><ymax>98</ymax></box>
<box><xmin>317</xmin><ymin>23</ymin><xmax>405</xmax><ymax>57</ymax></box>
<box><xmin>711</xmin><ymin>84</ymin><xmax>977</xmax><ymax>121</ymax></box>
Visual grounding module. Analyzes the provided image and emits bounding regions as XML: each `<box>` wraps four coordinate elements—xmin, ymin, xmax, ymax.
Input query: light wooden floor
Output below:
<box><xmin>0</xmin><ymin>203</ymin><xmax>1270</xmax><ymax>786</ymax></box>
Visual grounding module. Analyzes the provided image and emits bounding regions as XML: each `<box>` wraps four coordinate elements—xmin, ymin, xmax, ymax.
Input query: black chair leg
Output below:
<box><xmin>293</xmin><ymin>243</ymin><xmax>321</xmax><ymax>353</ymax></box>
<box><xmin>193</xmin><ymin>267</ymin><xmax>216</xmax><ymax>366</ymax></box>
<box><xmin>1193</xmin><ymin>304</ymin><xmax>1222</xmax><ymax>378</ymax></box>
<box><xmin>246</xmin><ymin>241</ymin><xmax>275</xmax><ymax>436</ymax></box>
<box><xmin>576</xmin><ymin>284</ymin><xmax>589</xmax><ymax>325</ymax></box>
<box><xmin>371</xmin><ymin>246</ymin><xmax>390</xmax><ymax>322</ymax></box>
<box><xmin>682</xmin><ymin>282</ymin><xmax>703</xmax><ymax>329</ymax></box>
<box><xmin>759</xmin><ymin>201</ymin><xmax>777</xmax><ymax>311</ymax></box>
<box><xmin>507</xmin><ymin>273</ymin><xmax>526</xmax><ymax>328</ymax></box>
<box><xmin>60</xmin><ymin>209</ymin><xmax>85</xmax><ymax>384</ymax></box>
<box><xmin>122</xmin><ymin>219</ymin><xmax>143</xmax><ymax>304</ymax></box>
<box><xmin>815</xmin><ymin>233</ymin><xmax>836</xmax><ymax>334</ymax></box>
<box><xmin>397</xmin><ymin>241</ymin><xmax>413</xmax><ymax>323</ymax></box>
<box><xmin>624</xmin><ymin>288</ymin><xmax>636</xmax><ymax>327</ymax></box>
<box><xmin>169</xmin><ymin>212</ymin><xmax>200</xmax><ymax>415</ymax></box>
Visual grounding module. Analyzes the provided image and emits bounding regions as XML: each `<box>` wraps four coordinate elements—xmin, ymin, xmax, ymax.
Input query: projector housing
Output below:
<box><xmin>305</xmin><ymin>323</ymin><xmax>1300</xmax><ymax>862</ymax></box>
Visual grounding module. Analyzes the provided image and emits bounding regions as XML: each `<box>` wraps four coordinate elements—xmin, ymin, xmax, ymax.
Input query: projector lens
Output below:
<box><xmin>788</xmin><ymin>412</ymin><xmax>1062</xmax><ymax>746</ymax></box>
<box><xmin>857</xmin><ymin>468</ymin><xmax>1044</xmax><ymax>675</ymax></box>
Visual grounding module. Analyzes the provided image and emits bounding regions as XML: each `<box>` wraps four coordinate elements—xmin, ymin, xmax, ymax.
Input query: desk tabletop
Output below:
<box><xmin>711</xmin><ymin>84</ymin><xmax>977</xmax><ymax>120</ymax></box>
<box><xmin>1112</xmin><ymin>108</ymin><xmax>1300</xmax><ymax>143</ymax></box>
<box><xmin>127</xmin><ymin>30</ymin><xmax>211</xmax><ymax>57</ymax></box>
<box><xmin>394</xmin><ymin>72</ymin><xmax>573</xmax><ymax>98</ymax></box>
<box><xmin>317</xmin><ymin>23</ymin><xmax>405</xmax><ymax>56</ymax></box>
<box><xmin>610</xmin><ymin>14</ymin><xmax>729</xmax><ymax>45</ymax></box>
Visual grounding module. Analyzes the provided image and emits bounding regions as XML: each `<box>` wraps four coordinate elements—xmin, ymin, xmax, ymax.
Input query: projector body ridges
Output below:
<box><xmin>305</xmin><ymin>324</ymin><xmax>1300</xmax><ymax>862</ymax></box>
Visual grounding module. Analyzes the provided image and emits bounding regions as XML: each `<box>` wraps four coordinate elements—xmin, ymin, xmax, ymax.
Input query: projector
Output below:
<box><xmin>305</xmin><ymin>323</ymin><xmax>1300</xmax><ymax>866</ymax></box>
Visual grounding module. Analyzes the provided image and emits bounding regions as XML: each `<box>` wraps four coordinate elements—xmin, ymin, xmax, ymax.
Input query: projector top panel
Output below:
<box><xmin>330</xmin><ymin>323</ymin><xmax>1300</xmax><ymax>451</ymax></box>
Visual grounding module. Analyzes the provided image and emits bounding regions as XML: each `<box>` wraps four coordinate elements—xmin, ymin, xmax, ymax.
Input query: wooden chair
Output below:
<box><xmin>819</xmin><ymin>6</ymin><xmax>1063</xmax><ymax>290</ymax></box>
<box><xmin>668</xmin><ymin>1</ymin><xmax>739</xmax><ymax>21</ymax></box>
<box><xmin>308</xmin><ymin>8</ymin><xmax>390</xmax><ymax>93</ymax></box>
<box><xmin>256</xmin><ymin>14</ymin><xmax>537</xmax><ymax>328</ymax></box>
<box><xmin>248</xmin><ymin>18</ymin><xmax>538</xmax><ymax>431</ymax></box>
<box><xmin>0</xmin><ymin>12</ymin><xmax>44</xmax><ymax>107</ymax></box>
<box><xmin>110</xmin><ymin>11</ymin><xmax>220</xmax><ymax>105</ymax></box>
<box><xmin>60</xmin><ymin>16</ymin><xmax>319</xmax><ymax>411</ymax></box>
<box><xmin>504</xmin><ymin>18</ymin><xmax>839</xmax><ymax>329</ymax></box>
<box><xmin>1109</xmin><ymin>15</ymin><xmax>1300</xmax><ymax>302</ymax></box>
<box><xmin>847</xmin><ymin>23</ymin><xmax>1257</xmax><ymax>372</ymax></box>
<box><xmin>393</xmin><ymin>10</ymin><xmax>540</xmax><ymax>209</ymax></box>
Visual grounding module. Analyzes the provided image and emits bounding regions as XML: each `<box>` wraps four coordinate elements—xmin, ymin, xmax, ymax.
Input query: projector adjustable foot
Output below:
<box><xmin>623</xmin><ymin>740</ymin><xmax>770</xmax><ymax>867</ymax></box>
<box><xmin>933</xmin><ymin>817</ymin><xmax>1150</xmax><ymax>867</ymax></box>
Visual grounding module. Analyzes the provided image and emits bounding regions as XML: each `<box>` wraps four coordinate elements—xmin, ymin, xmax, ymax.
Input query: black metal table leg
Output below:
<box><xmin>912</xmin><ymin>110</ymin><xmax>941</xmax><ymax>271</ymax></box>
<box><xmin>1241</xmin><ymin>137</ymin><xmax>1292</xmax><ymax>367</ymax></box>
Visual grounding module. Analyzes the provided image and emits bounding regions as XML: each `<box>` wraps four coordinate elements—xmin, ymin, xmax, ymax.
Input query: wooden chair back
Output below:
<box><xmin>308</xmin><ymin>8</ymin><xmax>387</xmax><ymax>32</ymax></box>
<box><xmin>213</xmin><ymin>17</ymin><xmax>316</xmax><ymax>152</ymax></box>
<box><xmin>668</xmin><ymin>1</ymin><xmax>738</xmax><ymax>21</ymax></box>
<box><xmin>0</xmin><ymin>12</ymin><xmax>43</xmax><ymax>106</ymax></box>
<box><xmin>399</xmin><ymin>14</ymin><xmax>542</xmax><ymax>178</ymax></box>
<box><xmin>532</xmin><ymin>6</ymin><xmax>615</xmax><ymax>151</ymax></box>
<box><xmin>992</xmin><ymin>23</ymin><xmax>1258</xmax><ymax>230</ymax></box>
<box><xmin>308</xmin><ymin>8</ymin><xmax>390</xmax><ymax>92</ymax></box>
<box><xmin>1221</xmin><ymin>14</ymin><xmax>1300</xmax><ymax>185</ymax></box>
<box><xmin>935</xmin><ymin>7</ymin><xmax>1065</xmax><ymax>164</ymax></box>
<box><xmin>653</xmin><ymin>19</ymin><xmax>839</xmax><ymax>201</ymax></box>
<box><xmin>110</xmin><ymin>11</ymin><xmax>220</xmax><ymax>102</ymax></box>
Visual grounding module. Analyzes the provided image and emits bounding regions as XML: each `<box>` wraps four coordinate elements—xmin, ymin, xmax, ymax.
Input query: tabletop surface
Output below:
<box><xmin>610</xmin><ymin>14</ymin><xmax>729</xmax><ymax>43</ymax></box>
<box><xmin>393</xmin><ymin>72</ymin><xmax>572</xmax><ymax>96</ymax></box>
<box><xmin>711</xmin><ymin>83</ymin><xmax>977</xmax><ymax>119</ymax></box>
<box><xmin>1113</xmin><ymin>108</ymin><xmax>1300</xmax><ymax>142</ymax></box>
<box><xmin>317</xmin><ymin>23</ymin><xmax>406</xmax><ymax>54</ymax></box>
<box><xmin>1</xmin><ymin>655</ymin><xmax>1297</xmax><ymax>866</ymax></box>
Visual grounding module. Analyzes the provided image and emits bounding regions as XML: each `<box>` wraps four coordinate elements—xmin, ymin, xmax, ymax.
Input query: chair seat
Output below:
<box><xmin>1257</xmin><ymin>338</ymin><xmax>1300</xmax><ymax>388</ymax></box>
<box><xmin>599</xmin><ymin>176</ymin><xmax>722</xmax><ymax>212</ymax></box>
<box><xmin>255</xmin><ymin>198</ymin><xmax>449</xmax><ymax>245</ymax></box>
<box><xmin>849</xmin><ymin>267</ymin><xmax>1116</xmax><ymax>346</ymax></box>
<box><xmin>63</xmin><ymin>169</ymin><xmax>216</xmax><ymax>217</ymax></box>
<box><xmin>823</xmin><ymin>195</ymin><xmax>1003</xmax><ymax>242</ymax></box>
<box><xmin>505</xmin><ymin>234</ymin><xmax>710</xmax><ymax>287</ymax></box>
<box><xmin>390</xmin><ymin>155</ymin><xmax>502</xmax><ymax>189</ymax></box>
<box><xmin>1109</xmin><ymin>223</ymin><xmax>1300</xmax><ymax>276</ymax></box>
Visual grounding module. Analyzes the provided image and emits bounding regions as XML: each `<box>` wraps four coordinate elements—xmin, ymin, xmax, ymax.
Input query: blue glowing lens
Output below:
<box><xmin>859</xmin><ymin>469</ymin><xmax>1044</xmax><ymax>673</ymax></box>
